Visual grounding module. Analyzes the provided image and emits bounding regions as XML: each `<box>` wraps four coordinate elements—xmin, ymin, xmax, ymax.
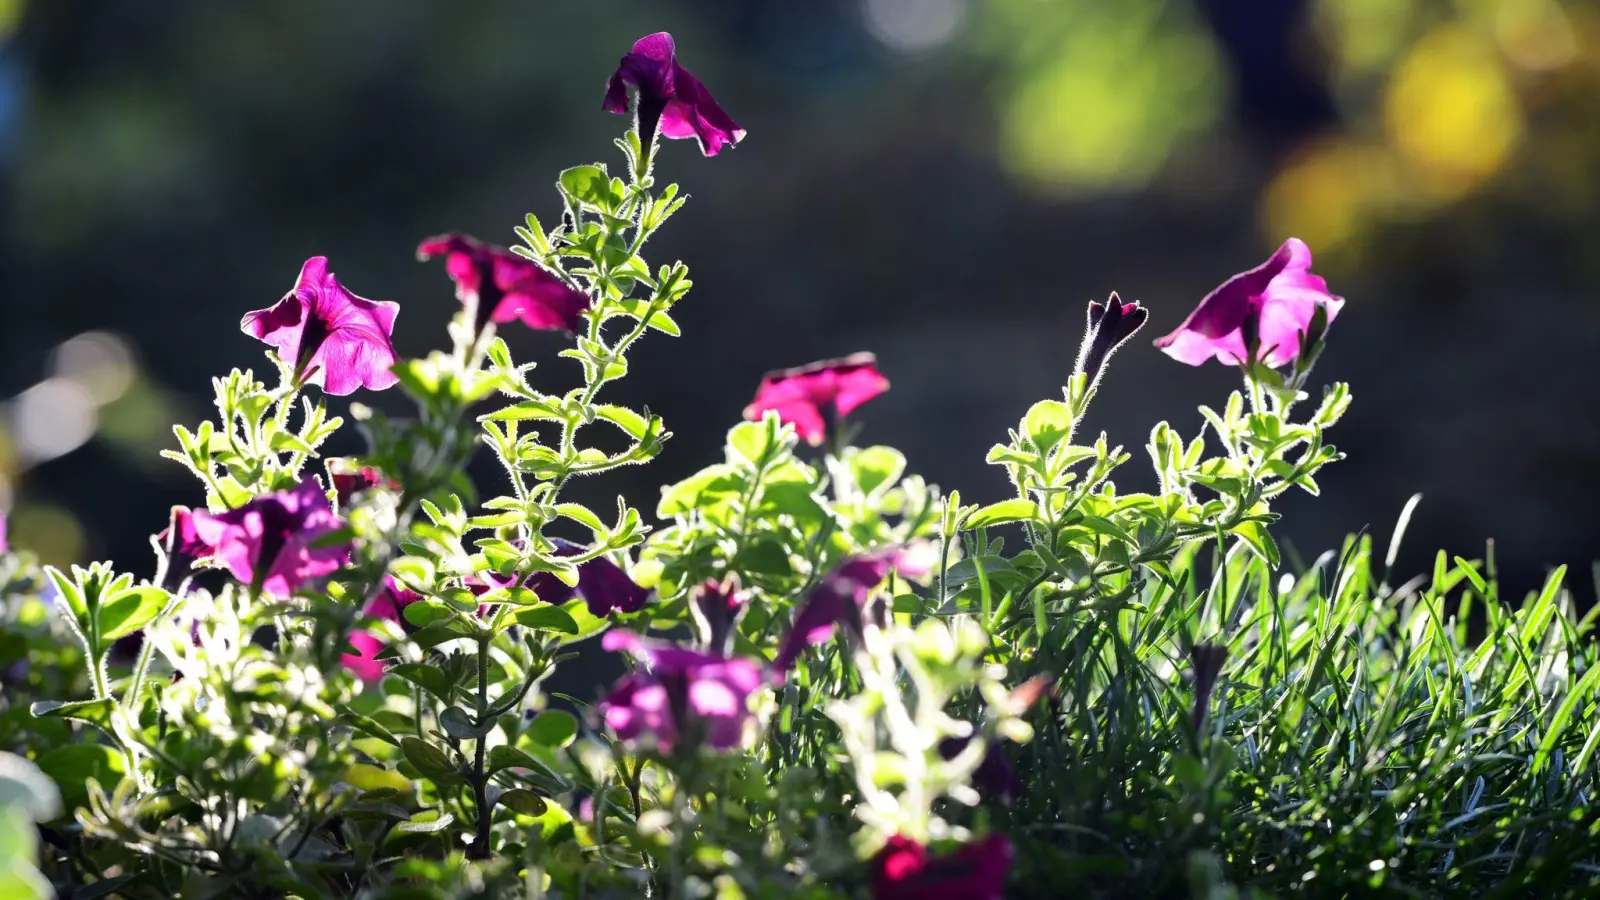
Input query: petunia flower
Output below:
<box><xmin>155</xmin><ymin>506</ymin><xmax>212</xmax><ymax>591</ymax></box>
<box><xmin>190</xmin><ymin>476</ymin><xmax>350</xmax><ymax>597</ymax></box>
<box><xmin>937</xmin><ymin>737</ymin><xmax>1024</xmax><ymax>806</ymax></box>
<box><xmin>1190</xmin><ymin>643</ymin><xmax>1229</xmax><ymax>731</ymax></box>
<box><xmin>417</xmin><ymin>234</ymin><xmax>589</xmax><ymax>334</ymax></box>
<box><xmin>241</xmin><ymin>257</ymin><xmax>401</xmax><ymax>396</ymax></box>
<box><xmin>1074</xmin><ymin>292</ymin><xmax>1148</xmax><ymax>390</ymax></box>
<box><xmin>773</xmin><ymin>544</ymin><xmax>933</xmax><ymax>672</ymax></box>
<box><xmin>519</xmin><ymin>538</ymin><xmax>651</xmax><ymax>617</ymax></box>
<box><xmin>743</xmin><ymin>353</ymin><xmax>890</xmax><ymax>446</ymax></box>
<box><xmin>872</xmin><ymin>834</ymin><xmax>1013</xmax><ymax>900</ymax></box>
<box><xmin>598</xmin><ymin>630</ymin><xmax>766</xmax><ymax>753</ymax></box>
<box><xmin>688</xmin><ymin>575</ymin><xmax>748</xmax><ymax>656</ymax></box>
<box><xmin>327</xmin><ymin>459</ymin><xmax>397</xmax><ymax>511</ymax></box>
<box><xmin>0</xmin><ymin>510</ymin><xmax>8</xmax><ymax>554</ymax></box>
<box><xmin>341</xmin><ymin>577</ymin><xmax>424</xmax><ymax>683</ymax></box>
<box><xmin>602</xmin><ymin>32</ymin><xmax>745</xmax><ymax>157</ymax></box>
<box><xmin>1154</xmin><ymin>238</ymin><xmax>1343</xmax><ymax>369</ymax></box>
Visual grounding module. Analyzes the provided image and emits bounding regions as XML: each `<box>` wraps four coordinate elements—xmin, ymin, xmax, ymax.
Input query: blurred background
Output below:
<box><xmin>2</xmin><ymin>0</ymin><xmax>1597</xmax><ymax>606</ymax></box>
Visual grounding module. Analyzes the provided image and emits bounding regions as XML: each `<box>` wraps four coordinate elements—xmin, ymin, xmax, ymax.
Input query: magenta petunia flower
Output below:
<box><xmin>156</xmin><ymin>506</ymin><xmax>212</xmax><ymax>590</ymax></box>
<box><xmin>327</xmin><ymin>459</ymin><xmax>396</xmax><ymax>511</ymax></box>
<box><xmin>0</xmin><ymin>510</ymin><xmax>8</xmax><ymax>554</ymax></box>
<box><xmin>743</xmin><ymin>353</ymin><xmax>890</xmax><ymax>446</ymax></box>
<box><xmin>241</xmin><ymin>257</ymin><xmax>401</xmax><ymax>396</ymax></box>
<box><xmin>1075</xmin><ymin>292</ymin><xmax>1148</xmax><ymax>389</ymax></box>
<box><xmin>597</xmin><ymin>630</ymin><xmax>766</xmax><ymax>753</ymax></box>
<box><xmin>689</xmin><ymin>576</ymin><xmax>748</xmax><ymax>655</ymax></box>
<box><xmin>190</xmin><ymin>476</ymin><xmax>351</xmax><ymax>597</ymax></box>
<box><xmin>602</xmin><ymin>32</ymin><xmax>746</xmax><ymax>157</ymax></box>
<box><xmin>1154</xmin><ymin>238</ymin><xmax>1344</xmax><ymax>369</ymax></box>
<box><xmin>519</xmin><ymin>539</ymin><xmax>651</xmax><ymax>617</ymax></box>
<box><xmin>416</xmin><ymin>234</ymin><xmax>590</xmax><ymax>334</ymax></box>
<box><xmin>341</xmin><ymin>576</ymin><xmax>424</xmax><ymax>683</ymax></box>
<box><xmin>872</xmin><ymin>834</ymin><xmax>1013</xmax><ymax>900</ymax></box>
<box><xmin>773</xmin><ymin>545</ymin><xmax>933</xmax><ymax>672</ymax></box>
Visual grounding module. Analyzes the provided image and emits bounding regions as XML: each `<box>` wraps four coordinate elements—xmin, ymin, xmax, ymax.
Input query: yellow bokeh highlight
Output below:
<box><xmin>1496</xmin><ymin>0</ymin><xmax>1579</xmax><ymax>71</ymax></box>
<box><xmin>1261</xmin><ymin>138</ymin><xmax>1399</xmax><ymax>254</ymax></box>
<box><xmin>9</xmin><ymin>503</ymin><xmax>86</xmax><ymax>566</ymax></box>
<box><xmin>1315</xmin><ymin>0</ymin><xmax>1422</xmax><ymax>79</ymax></box>
<box><xmin>1383</xmin><ymin>25</ymin><xmax>1524</xmax><ymax>200</ymax></box>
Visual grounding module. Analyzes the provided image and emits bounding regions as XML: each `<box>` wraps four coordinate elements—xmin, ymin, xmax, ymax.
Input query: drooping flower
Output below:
<box><xmin>241</xmin><ymin>257</ymin><xmax>400</xmax><ymax>395</ymax></box>
<box><xmin>519</xmin><ymin>539</ymin><xmax>651</xmax><ymax>617</ymax></box>
<box><xmin>872</xmin><ymin>834</ymin><xmax>1013</xmax><ymax>900</ymax></box>
<box><xmin>1074</xmin><ymin>292</ymin><xmax>1148</xmax><ymax>389</ymax></box>
<box><xmin>190</xmin><ymin>477</ymin><xmax>350</xmax><ymax>597</ymax></box>
<box><xmin>1154</xmin><ymin>238</ymin><xmax>1343</xmax><ymax>369</ymax></box>
<box><xmin>341</xmin><ymin>577</ymin><xmax>424</xmax><ymax>683</ymax></box>
<box><xmin>416</xmin><ymin>234</ymin><xmax>589</xmax><ymax>334</ymax></box>
<box><xmin>773</xmin><ymin>544</ymin><xmax>934</xmax><ymax>672</ymax></box>
<box><xmin>744</xmin><ymin>353</ymin><xmax>890</xmax><ymax>446</ymax></box>
<box><xmin>602</xmin><ymin>32</ymin><xmax>745</xmax><ymax>157</ymax></box>
<box><xmin>688</xmin><ymin>575</ymin><xmax>748</xmax><ymax>655</ymax></box>
<box><xmin>938</xmin><ymin>737</ymin><xmax>1025</xmax><ymax>806</ymax></box>
<box><xmin>327</xmin><ymin>459</ymin><xmax>396</xmax><ymax>510</ymax></box>
<box><xmin>1190</xmin><ymin>643</ymin><xmax>1229</xmax><ymax>731</ymax></box>
<box><xmin>155</xmin><ymin>506</ymin><xmax>212</xmax><ymax>591</ymax></box>
<box><xmin>597</xmin><ymin>630</ymin><xmax>766</xmax><ymax>753</ymax></box>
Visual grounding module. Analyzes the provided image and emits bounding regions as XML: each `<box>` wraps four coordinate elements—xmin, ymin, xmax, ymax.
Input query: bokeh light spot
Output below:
<box><xmin>862</xmin><ymin>0</ymin><xmax>967</xmax><ymax>53</ymax></box>
<box><xmin>51</xmin><ymin>331</ymin><xmax>136</xmax><ymax>405</ymax></box>
<box><xmin>9</xmin><ymin>377</ymin><xmax>98</xmax><ymax>464</ymax></box>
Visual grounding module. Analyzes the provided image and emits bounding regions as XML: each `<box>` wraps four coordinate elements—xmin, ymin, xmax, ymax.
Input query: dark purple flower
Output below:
<box><xmin>241</xmin><ymin>257</ymin><xmax>400</xmax><ymax>396</ymax></box>
<box><xmin>774</xmin><ymin>545</ymin><xmax>933</xmax><ymax>673</ymax></box>
<box><xmin>520</xmin><ymin>539</ymin><xmax>651</xmax><ymax>617</ymax></box>
<box><xmin>1154</xmin><ymin>238</ymin><xmax>1343</xmax><ymax>369</ymax></box>
<box><xmin>327</xmin><ymin>459</ymin><xmax>396</xmax><ymax>510</ymax></box>
<box><xmin>597</xmin><ymin>630</ymin><xmax>765</xmax><ymax>753</ymax></box>
<box><xmin>743</xmin><ymin>353</ymin><xmax>890</xmax><ymax>446</ymax></box>
<box><xmin>1190</xmin><ymin>643</ymin><xmax>1229</xmax><ymax>731</ymax></box>
<box><xmin>688</xmin><ymin>575</ymin><xmax>747</xmax><ymax>655</ymax></box>
<box><xmin>938</xmin><ymin>737</ymin><xmax>1024</xmax><ymax>805</ymax></box>
<box><xmin>872</xmin><ymin>833</ymin><xmax>1013</xmax><ymax>900</ymax></box>
<box><xmin>603</xmin><ymin>32</ymin><xmax>745</xmax><ymax>158</ymax></box>
<box><xmin>1075</xmin><ymin>292</ymin><xmax>1148</xmax><ymax>389</ymax></box>
<box><xmin>417</xmin><ymin>233</ymin><xmax>590</xmax><ymax>334</ymax></box>
<box><xmin>189</xmin><ymin>477</ymin><xmax>350</xmax><ymax>597</ymax></box>
<box><xmin>156</xmin><ymin>506</ymin><xmax>211</xmax><ymax>591</ymax></box>
<box><xmin>341</xmin><ymin>576</ymin><xmax>424</xmax><ymax>683</ymax></box>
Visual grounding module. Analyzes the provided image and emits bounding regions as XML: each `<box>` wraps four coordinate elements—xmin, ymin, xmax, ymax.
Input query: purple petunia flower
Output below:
<box><xmin>519</xmin><ymin>538</ymin><xmax>651</xmax><ymax>617</ymax></box>
<box><xmin>603</xmin><ymin>32</ymin><xmax>745</xmax><ymax>158</ymax></box>
<box><xmin>938</xmin><ymin>736</ymin><xmax>1025</xmax><ymax>806</ymax></box>
<box><xmin>1154</xmin><ymin>238</ymin><xmax>1343</xmax><ymax>369</ymax></box>
<box><xmin>241</xmin><ymin>257</ymin><xmax>400</xmax><ymax>396</ymax></box>
<box><xmin>743</xmin><ymin>353</ymin><xmax>890</xmax><ymax>446</ymax></box>
<box><xmin>1075</xmin><ymin>292</ymin><xmax>1148</xmax><ymax>390</ymax></box>
<box><xmin>341</xmin><ymin>576</ymin><xmax>424</xmax><ymax>684</ymax></box>
<box><xmin>688</xmin><ymin>575</ymin><xmax>747</xmax><ymax>656</ymax></box>
<box><xmin>327</xmin><ymin>459</ymin><xmax>396</xmax><ymax>511</ymax></box>
<box><xmin>155</xmin><ymin>506</ymin><xmax>212</xmax><ymax>591</ymax></box>
<box><xmin>417</xmin><ymin>234</ymin><xmax>590</xmax><ymax>334</ymax></box>
<box><xmin>597</xmin><ymin>630</ymin><xmax>766</xmax><ymax>753</ymax></box>
<box><xmin>190</xmin><ymin>476</ymin><xmax>350</xmax><ymax>597</ymax></box>
<box><xmin>773</xmin><ymin>545</ymin><xmax>933</xmax><ymax>673</ymax></box>
<box><xmin>0</xmin><ymin>510</ymin><xmax>7</xmax><ymax>554</ymax></box>
<box><xmin>872</xmin><ymin>833</ymin><xmax>1013</xmax><ymax>900</ymax></box>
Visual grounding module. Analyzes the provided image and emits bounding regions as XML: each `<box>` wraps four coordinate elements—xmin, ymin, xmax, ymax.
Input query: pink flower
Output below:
<box><xmin>774</xmin><ymin>545</ymin><xmax>932</xmax><ymax>672</ymax></box>
<box><xmin>156</xmin><ymin>506</ymin><xmax>211</xmax><ymax>590</ymax></box>
<box><xmin>327</xmin><ymin>459</ymin><xmax>396</xmax><ymax>510</ymax></box>
<box><xmin>602</xmin><ymin>32</ymin><xmax>746</xmax><ymax>157</ymax></box>
<box><xmin>341</xmin><ymin>577</ymin><xmax>423</xmax><ymax>683</ymax></box>
<box><xmin>1154</xmin><ymin>238</ymin><xmax>1343</xmax><ymax>369</ymax></box>
<box><xmin>743</xmin><ymin>353</ymin><xmax>890</xmax><ymax>446</ymax></box>
<box><xmin>241</xmin><ymin>257</ymin><xmax>400</xmax><ymax>395</ymax></box>
<box><xmin>416</xmin><ymin>234</ymin><xmax>589</xmax><ymax>334</ymax></box>
<box><xmin>0</xmin><ymin>511</ymin><xmax>8</xmax><ymax>554</ymax></box>
<box><xmin>597</xmin><ymin>630</ymin><xmax>765</xmax><ymax>753</ymax></box>
<box><xmin>190</xmin><ymin>477</ymin><xmax>350</xmax><ymax>597</ymax></box>
<box><xmin>872</xmin><ymin>834</ymin><xmax>1013</xmax><ymax>900</ymax></box>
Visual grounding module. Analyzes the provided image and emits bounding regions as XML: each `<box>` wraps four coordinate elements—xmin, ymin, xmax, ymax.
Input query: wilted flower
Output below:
<box><xmin>190</xmin><ymin>477</ymin><xmax>350</xmax><ymax>597</ymax></box>
<box><xmin>1154</xmin><ymin>238</ymin><xmax>1343</xmax><ymax>369</ymax></box>
<box><xmin>416</xmin><ymin>233</ymin><xmax>589</xmax><ymax>334</ymax></box>
<box><xmin>1074</xmin><ymin>292</ymin><xmax>1148</xmax><ymax>389</ymax></box>
<box><xmin>597</xmin><ymin>630</ymin><xmax>765</xmax><ymax>753</ymax></box>
<box><xmin>744</xmin><ymin>353</ymin><xmax>890</xmax><ymax>446</ymax></box>
<box><xmin>327</xmin><ymin>459</ymin><xmax>396</xmax><ymax>510</ymax></box>
<box><xmin>341</xmin><ymin>577</ymin><xmax>424</xmax><ymax>683</ymax></box>
<box><xmin>872</xmin><ymin>833</ymin><xmax>1013</xmax><ymax>900</ymax></box>
<box><xmin>774</xmin><ymin>544</ymin><xmax>933</xmax><ymax>672</ymax></box>
<box><xmin>688</xmin><ymin>575</ymin><xmax>748</xmax><ymax>655</ymax></box>
<box><xmin>520</xmin><ymin>538</ymin><xmax>651</xmax><ymax>617</ymax></box>
<box><xmin>241</xmin><ymin>257</ymin><xmax>400</xmax><ymax>395</ymax></box>
<box><xmin>602</xmin><ymin>32</ymin><xmax>745</xmax><ymax>157</ymax></box>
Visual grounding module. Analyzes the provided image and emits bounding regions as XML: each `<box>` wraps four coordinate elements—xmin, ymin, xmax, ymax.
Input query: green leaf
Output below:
<box><xmin>554</xmin><ymin>503</ymin><xmax>607</xmax><ymax>536</ymax></box>
<box><xmin>553</xmin><ymin>599</ymin><xmax>610</xmax><ymax>645</ymax></box>
<box><xmin>594</xmin><ymin>405</ymin><xmax>650</xmax><ymax>439</ymax></box>
<box><xmin>1024</xmin><ymin>400</ymin><xmax>1075</xmax><ymax>453</ymax></box>
<box><xmin>403</xmin><ymin>599</ymin><xmax>454</xmax><ymax>629</ymax></box>
<box><xmin>559</xmin><ymin>165</ymin><xmax>611</xmax><ymax>212</ymax></box>
<box><xmin>36</xmin><ymin>745</ymin><xmax>124</xmax><ymax>812</ymax></box>
<box><xmin>482</xmin><ymin>398</ymin><xmax>565</xmax><ymax>423</ymax></box>
<box><xmin>1232</xmin><ymin>521</ymin><xmax>1281</xmax><ymax>568</ymax></box>
<box><xmin>29</xmin><ymin>698</ymin><xmax>115</xmax><ymax>732</ymax></box>
<box><xmin>342</xmin><ymin>709</ymin><xmax>401</xmax><ymax>747</ymax></box>
<box><xmin>513</xmin><ymin>605</ymin><xmax>581</xmax><ymax>635</ymax></box>
<box><xmin>733</xmin><ymin>538</ymin><xmax>794</xmax><ymax>578</ymax></box>
<box><xmin>439</xmin><ymin>707</ymin><xmax>490</xmax><ymax>740</ymax></box>
<box><xmin>966</xmin><ymin>499</ymin><xmax>1040</xmax><ymax>529</ymax></box>
<box><xmin>850</xmin><ymin>446</ymin><xmax>906</xmax><ymax>497</ymax></box>
<box><xmin>526</xmin><ymin>710</ymin><xmax>578</xmax><ymax>749</ymax></box>
<box><xmin>389</xmin><ymin>663</ymin><xmax>454</xmax><ymax>703</ymax></box>
<box><xmin>98</xmin><ymin>586</ymin><xmax>171</xmax><ymax>641</ymax></box>
<box><xmin>727</xmin><ymin>420</ymin><xmax>774</xmax><ymax>466</ymax></box>
<box><xmin>497</xmin><ymin>789</ymin><xmax>549</xmax><ymax>816</ymax></box>
<box><xmin>399</xmin><ymin>737</ymin><xmax>459</xmax><ymax>782</ymax></box>
<box><xmin>487</xmin><ymin>745</ymin><xmax>542</xmax><ymax>775</ymax></box>
<box><xmin>396</xmin><ymin>810</ymin><xmax>456</xmax><ymax>834</ymax></box>
<box><xmin>657</xmin><ymin>464</ymin><xmax>743</xmax><ymax>517</ymax></box>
